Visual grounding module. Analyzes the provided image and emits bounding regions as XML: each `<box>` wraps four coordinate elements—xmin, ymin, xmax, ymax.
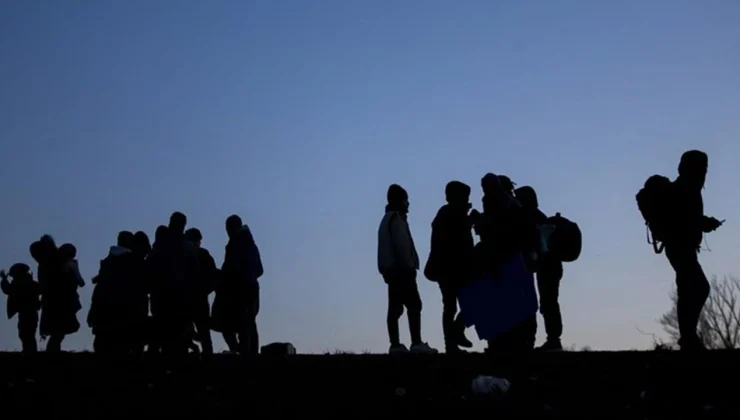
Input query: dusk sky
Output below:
<box><xmin>1</xmin><ymin>0</ymin><xmax>739</xmax><ymax>353</ymax></box>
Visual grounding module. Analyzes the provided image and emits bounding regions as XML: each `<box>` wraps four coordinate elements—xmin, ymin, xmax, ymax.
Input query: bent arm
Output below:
<box><xmin>0</xmin><ymin>278</ymin><xmax>10</xmax><ymax>295</ymax></box>
<box><xmin>390</xmin><ymin>217</ymin><xmax>417</xmax><ymax>271</ymax></box>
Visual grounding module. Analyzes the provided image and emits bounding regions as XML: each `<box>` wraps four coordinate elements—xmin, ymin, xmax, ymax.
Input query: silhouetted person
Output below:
<box><xmin>185</xmin><ymin>227</ymin><xmax>217</xmax><ymax>357</ymax></box>
<box><xmin>88</xmin><ymin>231</ymin><xmax>141</xmax><ymax>354</ymax></box>
<box><xmin>133</xmin><ymin>231</ymin><xmax>152</xmax><ymax>258</ymax></box>
<box><xmin>146</xmin><ymin>225</ymin><xmax>170</xmax><ymax>354</ymax></box>
<box><xmin>1</xmin><ymin>263</ymin><xmax>41</xmax><ymax>353</ymax></box>
<box><xmin>475</xmin><ymin>173</ymin><xmax>526</xmax><ymax>271</ymax></box>
<box><xmin>516</xmin><ymin>185</ymin><xmax>564</xmax><ymax>351</ymax></box>
<box><xmin>34</xmin><ymin>235</ymin><xmax>81</xmax><ymax>352</ymax></box>
<box><xmin>213</xmin><ymin>215</ymin><xmax>264</xmax><ymax>355</ymax></box>
<box><xmin>59</xmin><ymin>243</ymin><xmax>85</xmax><ymax>288</ymax></box>
<box><xmin>424</xmin><ymin>181</ymin><xmax>474</xmax><ymax>353</ymax></box>
<box><xmin>663</xmin><ymin>150</ymin><xmax>723</xmax><ymax>351</ymax></box>
<box><xmin>378</xmin><ymin>184</ymin><xmax>437</xmax><ymax>354</ymax></box>
<box><xmin>474</xmin><ymin>175</ymin><xmax>536</xmax><ymax>353</ymax></box>
<box><xmin>498</xmin><ymin>175</ymin><xmax>516</xmax><ymax>197</ymax></box>
<box><xmin>159</xmin><ymin>212</ymin><xmax>199</xmax><ymax>357</ymax></box>
<box><xmin>129</xmin><ymin>232</ymin><xmax>152</xmax><ymax>354</ymax></box>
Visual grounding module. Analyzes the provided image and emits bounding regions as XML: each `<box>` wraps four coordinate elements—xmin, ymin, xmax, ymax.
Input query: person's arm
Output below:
<box><xmin>701</xmin><ymin>216</ymin><xmax>723</xmax><ymax>233</ymax></box>
<box><xmin>390</xmin><ymin>216</ymin><xmax>416</xmax><ymax>271</ymax></box>
<box><xmin>0</xmin><ymin>271</ymin><xmax>10</xmax><ymax>296</ymax></box>
<box><xmin>71</xmin><ymin>260</ymin><xmax>85</xmax><ymax>287</ymax></box>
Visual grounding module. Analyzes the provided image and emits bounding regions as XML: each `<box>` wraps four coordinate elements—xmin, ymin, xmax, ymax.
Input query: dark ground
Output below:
<box><xmin>1</xmin><ymin>350</ymin><xmax>738</xmax><ymax>418</ymax></box>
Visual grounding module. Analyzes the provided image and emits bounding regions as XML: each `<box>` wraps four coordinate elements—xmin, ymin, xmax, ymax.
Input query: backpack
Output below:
<box><xmin>636</xmin><ymin>175</ymin><xmax>674</xmax><ymax>254</ymax></box>
<box><xmin>546</xmin><ymin>213</ymin><xmax>582</xmax><ymax>263</ymax></box>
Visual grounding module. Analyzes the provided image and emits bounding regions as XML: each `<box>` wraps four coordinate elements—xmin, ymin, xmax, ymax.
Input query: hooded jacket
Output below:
<box><xmin>378</xmin><ymin>210</ymin><xmax>419</xmax><ymax>276</ymax></box>
<box><xmin>424</xmin><ymin>204</ymin><xmax>474</xmax><ymax>283</ymax></box>
<box><xmin>222</xmin><ymin>225</ymin><xmax>264</xmax><ymax>286</ymax></box>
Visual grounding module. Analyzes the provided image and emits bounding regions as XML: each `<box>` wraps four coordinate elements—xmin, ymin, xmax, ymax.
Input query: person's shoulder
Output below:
<box><xmin>199</xmin><ymin>247</ymin><xmax>214</xmax><ymax>259</ymax></box>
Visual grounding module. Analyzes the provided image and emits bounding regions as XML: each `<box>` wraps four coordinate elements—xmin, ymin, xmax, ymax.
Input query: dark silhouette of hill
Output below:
<box><xmin>2</xmin><ymin>351</ymin><xmax>739</xmax><ymax>417</ymax></box>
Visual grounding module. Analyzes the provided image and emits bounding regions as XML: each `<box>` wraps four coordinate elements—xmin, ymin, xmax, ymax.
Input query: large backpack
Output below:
<box><xmin>546</xmin><ymin>213</ymin><xmax>582</xmax><ymax>263</ymax></box>
<box><xmin>636</xmin><ymin>175</ymin><xmax>674</xmax><ymax>254</ymax></box>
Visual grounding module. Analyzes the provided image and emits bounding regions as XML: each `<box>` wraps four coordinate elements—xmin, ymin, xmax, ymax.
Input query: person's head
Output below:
<box><xmin>481</xmin><ymin>173</ymin><xmax>501</xmax><ymax>196</ymax></box>
<box><xmin>168</xmin><ymin>211</ymin><xmax>187</xmax><ymax>236</ymax></box>
<box><xmin>8</xmin><ymin>263</ymin><xmax>31</xmax><ymax>281</ymax></box>
<box><xmin>445</xmin><ymin>181</ymin><xmax>471</xmax><ymax>207</ymax></box>
<box><xmin>39</xmin><ymin>234</ymin><xmax>58</xmax><ymax>257</ymax></box>
<box><xmin>154</xmin><ymin>225</ymin><xmax>169</xmax><ymax>245</ymax></box>
<box><xmin>498</xmin><ymin>175</ymin><xmax>516</xmax><ymax>196</ymax></box>
<box><xmin>134</xmin><ymin>231</ymin><xmax>152</xmax><ymax>255</ymax></box>
<box><xmin>514</xmin><ymin>186</ymin><xmax>539</xmax><ymax>210</ymax></box>
<box><xmin>226</xmin><ymin>215</ymin><xmax>243</xmax><ymax>238</ymax></box>
<box><xmin>386</xmin><ymin>184</ymin><xmax>410</xmax><ymax>213</ymax></box>
<box><xmin>29</xmin><ymin>241</ymin><xmax>44</xmax><ymax>264</ymax></box>
<box><xmin>185</xmin><ymin>228</ymin><xmax>203</xmax><ymax>248</ymax></box>
<box><xmin>117</xmin><ymin>231</ymin><xmax>135</xmax><ymax>250</ymax></box>
<box><xmin>58</xmin><ymin>243</ymin><xmax>77</xmax><ymax>262</ymax></box>
<box><xmin>678</xmin><ymin>150</ymin><xmax>708</xmax><ymax>189</ymax></box>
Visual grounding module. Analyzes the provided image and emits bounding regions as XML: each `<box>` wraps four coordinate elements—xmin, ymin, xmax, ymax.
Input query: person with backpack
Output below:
<box><xmin>424</xmin><ymin>181</ymin><xmax>475</xmax><ymax>354</ymax></box>
<box><xmin>468</xmin><ymin>174</ymin><xmax>537</xmax><ymax>353</ymax></box>
<box><xmin>33</xmin><ymin>235</ymin><xmax>82</xmax><ymax>352</ymax></box>
<box><xmin>378</xmin><ymin>184</ymin><xmax>437</xmax><ymax>355</ymax></box>
<box><xmin>515</xmin><ymin>185</ymin><xmax>565</xmax><ymax>351</ymax></box>
<box><xmin>638</xmin><ymin>150</ymin><xmax>723</xmax><ymax>351</ymax></box>
<box><xmin>1</xmin><ymin>263</ymin><xmax>41</xmax><ymax>353</ymax></box>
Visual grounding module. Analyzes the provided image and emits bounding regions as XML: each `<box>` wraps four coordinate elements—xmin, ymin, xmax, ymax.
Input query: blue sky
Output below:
<box><xmin>1</xmin><ymin>0</ymin><xmax>739</xmax><ymax>353</ymax></box>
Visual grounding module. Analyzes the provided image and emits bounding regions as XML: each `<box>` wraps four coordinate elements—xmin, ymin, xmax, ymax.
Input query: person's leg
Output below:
<box><xmin>222</xmin><ymin>331</ymin><xmax>240</xmax><ymax>353</ymax></box>
<box><xmin>385</xmin><ymin>274</ymin><xmax>405</xmax><ymax>348</ymax></box>
<box><xmin>195</xmin><ymin>299</ymin><xmax>214</xmax><ymax>357</ymax></box>
<box><xmin>439</xmin><ymin>281</ymin><xmax>460</xmax><ymax>352</ymax></box>
<box><xmin>46</xmin><ymin>334</ymin><xmax>64</xmax><ymax>353</ymax></box>
<box><xmin>249</xmin><ymin>286</ymin><xmax>260</xmax><ymax>355</ymax></box>
<box><xmin>667</xmin><ymin>246</ymin><xmax>709</xmax><ymax>349</ymax></box>
<box><xmin>403</xmin><ymin>272</ymin><xmax>436</xmax><ymax>353</ymax></box>
<box><xmin>403</xmin><ymin>273</ymin><xmax>423</xmax><ymax>346</ymax></box>
<box><xmin>536</xmin><ymin>268</ymin><xmax>563</xmax><ymax>349</ymax></box>
<box><xmin>239</xmin><ymin>284</ymin><xmax>260</xmax><ymax>356</ymax></box>
<box><xmin>18</xmin><ymin>312</ymin><xmax>38</xmax><ymax>354</ymax></box>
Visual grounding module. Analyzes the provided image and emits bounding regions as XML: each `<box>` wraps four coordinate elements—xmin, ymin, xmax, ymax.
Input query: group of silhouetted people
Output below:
<box><xmin>1</xmin><ymin>212</ymin><xmax>263</xmax><ymax>357</ymax></box>
<box><xmin>376</xmin><ymin>149</ymin><xmax>723</xmax><ymax>354</ymax></box>
<box><xmin>0</xmin><ymin>150</ymin><xmax>726</xmax><ymax>355</ymax></box>
<box><xmin>377</xmin><ymin>174</ymin><xmax>577</xmax><ymax>355</ymax></box>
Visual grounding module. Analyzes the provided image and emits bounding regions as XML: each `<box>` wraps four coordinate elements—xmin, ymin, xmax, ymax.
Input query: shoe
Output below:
<box><xmin>389</xmin><ymin>344</ymin><xmax>409</xmax><ymax>354</ymax></box>
<box><xmin>536</xmin><ymin>340</ymin><xmax>563</xmax><ymax>351</ymax></box>
<box><xmin>410</xmin><ymin>342</ymin><xmax>439</xmax><ymax>354</ymax></box>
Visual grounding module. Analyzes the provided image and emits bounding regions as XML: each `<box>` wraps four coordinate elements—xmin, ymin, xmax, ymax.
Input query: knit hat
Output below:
<box><xmin>387</xmin><ymin>184</ymin><xmax>409</xmax><ymax>203</ymax></box>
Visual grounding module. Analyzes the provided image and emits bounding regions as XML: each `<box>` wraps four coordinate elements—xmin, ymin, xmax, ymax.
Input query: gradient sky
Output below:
<box><xmin>1</xmin><ymin>0</ymin><xmax>739</xmax><ymax>353</ymax></box>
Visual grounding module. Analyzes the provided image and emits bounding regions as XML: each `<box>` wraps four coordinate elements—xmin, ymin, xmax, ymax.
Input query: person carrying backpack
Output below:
<box><xmin>636</xmin><ymin>150</ymin><xmax>724</xmax><ymax>351</ymax></box>
<box><xmin>515</xmin><ymin>186</ymin><xmax>565</xmax><ymax>351</ymax></box>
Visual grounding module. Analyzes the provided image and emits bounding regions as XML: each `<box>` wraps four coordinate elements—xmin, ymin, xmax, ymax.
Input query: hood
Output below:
<box><xmin>432</xmin><ymin>204</ymin><xmax>471</xmax><ymax>228</ymax></box>
<box><xmin>108</xmin><ymin>246</ymin><xmax>132</xmax><ymax>257</ymax></box>
<box><xmin>432</xmin><ymin>205</ymin><xmax>452</xmax><ymax>228</ymax></box>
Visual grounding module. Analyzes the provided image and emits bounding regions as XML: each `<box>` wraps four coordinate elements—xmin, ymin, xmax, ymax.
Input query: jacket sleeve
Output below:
<box><xmin>223</xmin><ymin>227</ymin><xmax>264</xmax><ymax>281</ymax></box>
<box><xmin>390</xmin><ymin>216</ymin><xmax>417</xmax><ymax>271</ymax></box>
<box><xmin>0</xmin><ymin>278</ymin><xmax>10</xmax><ymax>296</ymax></box>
